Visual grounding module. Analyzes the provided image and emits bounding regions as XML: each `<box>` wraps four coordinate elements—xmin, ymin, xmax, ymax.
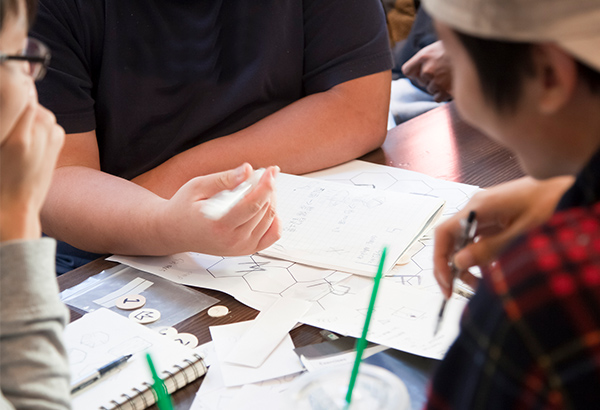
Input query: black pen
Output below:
<box><xmin>70</xmin><ymin>354</ymin><xmax>133</xmax><ymax>394</ymax></box>
<box><xmin>433</xmin><ymin>211</ymin><xmax>478</xmax><ymax>335</ymax></box>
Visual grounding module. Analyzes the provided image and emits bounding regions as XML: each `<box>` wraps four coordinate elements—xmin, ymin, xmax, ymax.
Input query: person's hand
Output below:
<box><xmin>0</xmin><ymin>95</ymin><xmax>65</xmax><ymax>241</ymax></box>
<box><xmin>402</xmin><ymin>40</ymin><xmax>452</xmax><ymax>102</ymax></box>
<box><xmin>433</xmin><ymin>175</ymin><xmax>575</xmax><ymax>298</ymax></box>
<box><xmin>158</xmin><ymin>163</ymin><xmax>281</xmax><ymax>256</ymax></box>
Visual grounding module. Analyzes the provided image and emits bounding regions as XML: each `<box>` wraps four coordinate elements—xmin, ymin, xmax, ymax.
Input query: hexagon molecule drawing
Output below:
<box><xmin>205</xmin><ymin>254</ymin><xmax>357</xmax><ymax>310</ymax></box>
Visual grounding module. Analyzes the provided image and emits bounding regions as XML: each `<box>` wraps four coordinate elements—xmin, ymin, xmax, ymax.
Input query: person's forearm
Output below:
<box><xmin>41</xmin><ymin>166</ymin><xmax>172</xmax><ymax>255</ymax></box>
<box><xmin>133</xmin><ymin>71</ymin><xmax>392</xmax><ymax>198</ymax></box>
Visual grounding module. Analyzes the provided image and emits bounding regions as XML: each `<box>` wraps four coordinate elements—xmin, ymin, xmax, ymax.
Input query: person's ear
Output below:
<box><xmin>532</xmin><ymin>44</ymin><xmax>578</xmax><ymax>114</ymax></box>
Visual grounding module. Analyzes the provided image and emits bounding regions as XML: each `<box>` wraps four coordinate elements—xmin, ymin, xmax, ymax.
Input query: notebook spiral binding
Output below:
<box><xmin>99</xmin><ymin>353</ymin><xmax>207</xmax><ymax>410</ymax></box>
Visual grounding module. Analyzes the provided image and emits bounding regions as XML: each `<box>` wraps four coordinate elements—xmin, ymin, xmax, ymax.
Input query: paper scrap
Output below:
<box><xmin>209</xmin><ymin>321</ymin><xmax>304</xmax><ymax>387</ymax></box>
<box><xmin>191</xmin><ymin>358</ymin><xmax>299</xmax><ymax>410</ymax></box>
<box><xmin>299</xmin><ymin>345</ymin><xmax>388</xmax><ymax>372</ymax></box>
<box><xmin>226</xmin><ymin>298</ymin><xmax>312</xmax><ymax>368</ymax></box>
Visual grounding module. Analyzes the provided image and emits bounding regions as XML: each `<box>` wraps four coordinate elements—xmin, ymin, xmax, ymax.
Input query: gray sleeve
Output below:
<box><xmin>0</xmin><ymin>238</ymin><xmax>71</xmax><ymax>409</ymax></box>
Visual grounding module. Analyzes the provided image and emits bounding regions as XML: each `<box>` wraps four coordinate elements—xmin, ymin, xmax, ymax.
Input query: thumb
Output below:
<box><xmin>203</xmin><ymin>163</ymin><xmax>253</xmax><ymax>198</ymax></box>
<box><xmin>173</xmin><ymin>163</ymin><xmax>252</xmax><ymax>202</ymax></box>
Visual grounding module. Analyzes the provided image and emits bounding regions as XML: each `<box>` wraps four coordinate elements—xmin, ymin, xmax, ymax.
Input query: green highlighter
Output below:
<box><xmin>145</xmin><ymin>352</ymin><xmax>174</xmax><ymax>410</ymax></box>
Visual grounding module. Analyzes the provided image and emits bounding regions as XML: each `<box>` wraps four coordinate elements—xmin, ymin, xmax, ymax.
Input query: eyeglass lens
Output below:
<box><xmin>24</xmin><ymin>38</ymin><xmax>50</xmax><ymax>80</ymax></box>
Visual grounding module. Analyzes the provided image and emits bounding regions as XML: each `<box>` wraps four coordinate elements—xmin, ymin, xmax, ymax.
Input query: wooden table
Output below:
<box><xmin>58</xmin><ymin>103</ymin><xmax>524</xmax><ymax>409</ymax></box>
<box><xmin>362</xmin><ymin>103</ymin><xmax>524</xmax><ymax>188</ymax></box>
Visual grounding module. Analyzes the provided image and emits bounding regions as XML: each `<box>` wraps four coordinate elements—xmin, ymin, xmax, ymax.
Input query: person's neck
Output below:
<box><xmin>534</xmin><ymin>90</ymin><xmax>600</xmax><ymax>176</ymax></box>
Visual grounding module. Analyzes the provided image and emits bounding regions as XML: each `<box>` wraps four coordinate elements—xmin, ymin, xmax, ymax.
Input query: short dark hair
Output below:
<box><xmin>0</xmin><ymin>0</ymin><xmax>38</xmax><ymax>32</ymax></box>
<box><xmin>455</xmin><ymin>30</ymin><xmax>600</xmax><ymax>112</ymax></box>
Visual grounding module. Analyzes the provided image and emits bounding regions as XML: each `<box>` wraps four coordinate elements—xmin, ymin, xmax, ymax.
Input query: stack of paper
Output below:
<box><xmin>260</xmin><ymin>173</ymin><xmax>445</xmax><ymax>276</ymax></box>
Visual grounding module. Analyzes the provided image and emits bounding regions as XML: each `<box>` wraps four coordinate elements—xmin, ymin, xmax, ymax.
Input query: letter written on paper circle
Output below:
<box><xmin>115</xmin><ymin>294</ymin><xmax>146</xmax><ymax>310</ymax></box>
<box><xmin>173</xmin><ymin>333</ymin><xmax>199</xmax><ymax>349</ymax></box>
<box><xmin>129</xmin><ymin>308</ymin><xmax>161</xmax><ymax>324</ymax></box>
<box><xmin>157</xmin><ymin>326</ymin><xmax>178</xmax><ymax>339</ymax></box>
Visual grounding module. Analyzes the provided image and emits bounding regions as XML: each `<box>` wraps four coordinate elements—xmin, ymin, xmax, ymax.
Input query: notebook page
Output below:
<box><xmin>260</xmin><ymin>173</ymin><xmax>445</xmax><ymax>276</ymax></box>
<box><xmin>67</xmin><ymin>308</ymin><xmax>203</xmax><ymax>409</ymax></box>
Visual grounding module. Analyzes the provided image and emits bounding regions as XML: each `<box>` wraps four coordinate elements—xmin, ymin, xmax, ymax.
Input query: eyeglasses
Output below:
<box><xmin>0</xmin><ymin>37</ymin><xmax>51</xmax><ymax>81</ymax></box>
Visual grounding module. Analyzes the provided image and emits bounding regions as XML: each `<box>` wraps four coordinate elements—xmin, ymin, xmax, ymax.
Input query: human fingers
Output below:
<box><xmin>426</xmin><ymin>81</ymin><xmax>440</xmax><ymax>98</ymax></box>
<box><xmin>402</xmin><ymin>55</ymin><xmax>431</xmax><ymax>89</ymax></box>
<box><xmin>32</xmin><ymin>105</ymin><xmax>65</xmax><ymax>164</ymax></box>
<box><xmin>456</xmin><ymin>268</ymin><xmax>480</xmax><ymax>292</ymax></box>
<box><xmin>221</xmin><ymin>166</ymin><xmax>278</xmax><ymax>227</ymax></box>
<box><xmin>244</xmin><ymin>179</ymin><xmax>279</xmax><ymax>249</ymax></box>
<box><xmin>401</xmin><ymin>55</ymin><xmax>422</xmax><ymax>80</ymax></box>
<box><xmin>452</xmin><ymin>201</ymin><xmax>541</xmax><ymax>270</ymax></box>
<box><xmin>212</xmin><ymin>200</ymin><xmax>273</xmax><ymax>256</ymax></box>
<box><xmin>433</xmin><ymin>210</ymin><xmax>469</xmax><ymax>295</ymax></box>
<box><xmin>423</xmin><ymin>65</ymin><xmax>451</xmax><ymax>101</ymax></box>
<box><xmin>433</xmin><ymin>90</ymin><xmax>452</xmax><ymax>103</ymax></box>
<box><xmin>1</xmin><ymin>104</ymin><xmax>63</xmax><ymax>197</ymax></box>
<box><xmin>251</xmin><ymin>170</ymin><xmax>280</xmax><ymax>251</ymax></box>
<box><xmin>237</xmin><ymin>199</ymin><xmax>274</xmax><ymax>246</ymax></box>
<box><xmin>197</xmin><ymin>163</ymin><xmax>253</xmax><ymax>200</ymax></box>
<box><xmin>2</xmin><ymin>96</ymin><xmax>37</xmax><ymax>150</ymax></box>
<box><xmin>254</xmin><ymin>213</ymin><xmax>281</xmax><ymax>251</ymax></box>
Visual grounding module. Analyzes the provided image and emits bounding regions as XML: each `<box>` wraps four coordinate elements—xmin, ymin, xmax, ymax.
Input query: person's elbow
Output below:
<box><xmin>340</xmin><ymin>70</ymin><xmax>392</xmax><ymax>154</ymax></box>
<box><xmin>359</xmin><ymin>101</ymin><xmax>389</xmax><ymax>153</ymax></box>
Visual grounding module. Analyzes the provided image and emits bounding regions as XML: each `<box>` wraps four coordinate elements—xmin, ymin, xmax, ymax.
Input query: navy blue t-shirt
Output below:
<box><xmin>32</xmin><ymin>0</ymin><xmax>393</xmax><ymax>272</ymax></box>
<box><xmin>33</xmin><ymin>0</ymin><xmax>392</xmax><ymax>180</ymax></box>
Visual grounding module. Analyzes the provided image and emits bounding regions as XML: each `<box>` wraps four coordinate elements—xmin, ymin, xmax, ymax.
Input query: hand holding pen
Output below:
<box><xmin>433</xmin><ymin>211</ymin><xmax>477</xmax><ymax>335</ymax></box>
<box><xmin>433</xmin><ymin>177</ymin><xmax>572</xmax><ymax>298</ymax></box>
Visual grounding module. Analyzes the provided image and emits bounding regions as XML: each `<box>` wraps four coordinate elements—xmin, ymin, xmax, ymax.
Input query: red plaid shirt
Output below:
<box><xmin>427</xmin><ymin>151</ymin><xmax>600</xmax><ymax>409</ymax></box>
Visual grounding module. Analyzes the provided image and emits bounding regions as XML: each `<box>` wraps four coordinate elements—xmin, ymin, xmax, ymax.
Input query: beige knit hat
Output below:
<box><xmin>422</xmin><ymin>0</ymin><xmax>600</xmax><ymax>71</ymax></box>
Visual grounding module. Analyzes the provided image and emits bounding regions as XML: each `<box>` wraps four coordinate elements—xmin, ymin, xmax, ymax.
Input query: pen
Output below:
<box><xmin>433</xmin><ymin>210</ymin><xmax>477</xmax><ymax>335</ymax></box>
<box><xmin>70</xmin><ymin>353</ymin><xmax>133</xmax><ymax>394</ymax></box>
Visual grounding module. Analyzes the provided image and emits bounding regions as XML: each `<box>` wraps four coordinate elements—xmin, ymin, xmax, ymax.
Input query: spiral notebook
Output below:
<box><xmin>66</xmin><ymin>308</ymin><xmax>207</xmax><ymax>410</ymax></box>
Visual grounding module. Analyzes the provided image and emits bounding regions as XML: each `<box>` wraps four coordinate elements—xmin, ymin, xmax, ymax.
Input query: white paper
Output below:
<box><xmin>209</xmin><ymin>321</ymin><xmax>304</xmax><ymax>387</ymax></box>
<box><xmin>260</xmin><ymin>173</ymin><xmax>445</xmax><ymax>276</ymax></box>
<box><xmin>191</xmin><ymin>359</ymin><xmax>300</xmax><ymax>410</ymax></box>
<box><xmin>66</xmin><ymin>309</ymin><xmax>203</xmax><ymax>410</ymax></box>
<box><xmin>302</xmin><ymin>279</ymin><xmax>467</xmax><ymax>359</ymax></box>
<box><xmin>108</xmin><ymin>252</ymin><xmax>359</xmax><ymax>315</ymax></box>
<box><xmin>300</xmin><ymin>344</ymin><xmax>389</xmax><ymax>372</ymax></box>
<box><xmin>227</xmin><ymin>298</ymin><xmax>312</xmax><ymax>368</ymax></box>
<box><xmin>110</xmin><ymin>160</ymin><xmax>481</xmax><ymax>359</ymax></box>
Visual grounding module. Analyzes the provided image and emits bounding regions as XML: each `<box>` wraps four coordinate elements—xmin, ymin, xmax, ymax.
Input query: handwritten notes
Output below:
<box><xmin>260</xmin><ymin>173</ymin><xmax>445</xmax><ymax>276</ymax></box>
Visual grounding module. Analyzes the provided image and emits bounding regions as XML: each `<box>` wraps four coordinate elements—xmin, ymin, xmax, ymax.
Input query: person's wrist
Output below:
<box><xmin>152</xmin><ymin>198</ymin><xmax>179</xmax><ymax>255</ymax></box>
<box><xmin>0</xmin><ymin>204</ymin><xmax>42</xmax><ymax>241</ymax></box>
